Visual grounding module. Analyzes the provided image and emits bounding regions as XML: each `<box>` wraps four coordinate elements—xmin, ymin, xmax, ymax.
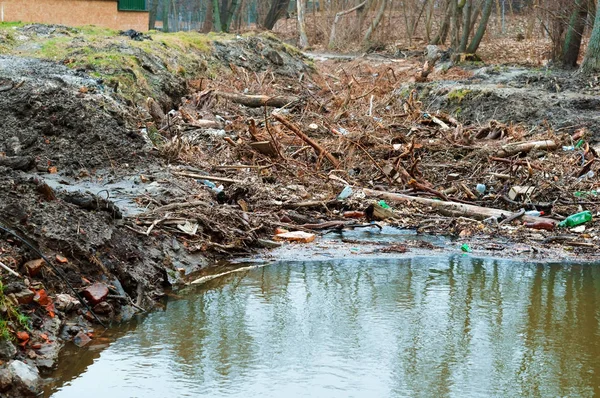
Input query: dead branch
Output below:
<box><xmin>215</xmin><ymin>91</ymin><xmax>299</xmax><ymax>108</ymax></box>
<box><xmin>273</xmin><ymin>113</ymin><xmax>340</xmax><ymax>168</ymax></box>
<box><xmin>363</xmin><ymin>188</ymin><xmax>558</xmax><ymax>225</ymax></box>
<box><xmin>495</xmin><ymin>140</ymin><xmax>557</xmax><ymax>158</ymax></box>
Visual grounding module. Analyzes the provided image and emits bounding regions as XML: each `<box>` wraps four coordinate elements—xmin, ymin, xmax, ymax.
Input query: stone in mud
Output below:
<box><xmin>13</xmin><ymin>289</ymin><xmax>35</xmax><ymax>305</ymax></box>
<box><xmin>93</xmin><ymin>301</ymin><xmax>113</xmax><ymax>315</ymax></box>
<box><xmin>24</xmin><ymin>259</ymin><xmax>44</xmax><ymax>277</ymax></box>
<box><xmin>0</xmin><ymin>339</ymin><xmax>17</xmax><ymax>360</ymax></box>
<box><xmin>55</xmin><ymin>293</ymin><xmax>80</xmax><ymax>312</ymax></box>
<box><xmin>83</xmin><ymin>283</ymin><xmax>109</xmax><ymax>305</ymax></box>
<box><xmin>0</xmin><ymin>156</ymin><xmax>34</xmax><ymax>171</ymax></box>
<box><xmin>0</xmin><ymin>367</ymin><xmax>11</xmax><ymax>392</ymax></box>
<box><xmin>73</xmin><ymin>331</ymin><xmax>91</xmax><ymax>348</ymax></box>
<box><xmin>7</xmin><ymin>360</ymin><xmax>41</xmax><ymax>396</ymax></box>
<box><xmin>265</xmin><ymin>50</ymin><xmax>284</xmax><ymax>66</ymax></box>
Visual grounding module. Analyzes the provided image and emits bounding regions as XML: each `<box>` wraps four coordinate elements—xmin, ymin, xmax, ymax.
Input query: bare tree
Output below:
<box><xmin>297</xmin><ymin>0</ymin><xmax>309</xmax><ymax>48</ymax></box>
<box><xmin>364</xmin><ymin>0</ymin><xmax>388</xmax><ymax>44</ymax></box>
<box><xmin>561</xmin><ymin>0</ymin><xmax>588</xmax><ymax>67</ymax></box>
<box><xmin>466</xmin><ymin>0</ymin><xmax>493</xmax><ymax>53</ymax></box>
<box><xmin>263</xmin><ymin>0</ymin><xmax>291</xmax><ymax>30</ymax></box>
<box><xmin>581</xmin><ymin>0</ymin><xmax>600</xmax><ymax>73</ymax></box>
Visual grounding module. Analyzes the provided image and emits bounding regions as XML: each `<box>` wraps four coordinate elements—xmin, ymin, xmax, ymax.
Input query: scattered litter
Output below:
<box><xmin>177</xmin><ymin>221</ymin><xmax>199</xmax><ymax>236</ymax></box>
<box><xmin>378</xmin><ymin>200</ymin><xmax>391</xmax><ymax>209</ymax></box>
<box><xmin>558</xmin><ymin>211</ymin><xmax>592</xmax><ymax>228</ymax></box>
<box><xmin>461</xmin><ymin>244</ymin><xmax>472</xmax><ymax>253</ymax></box>
<box><xmin>337</xmin><ymin>186</ymin><xmax>353</xmax><ymax>200</ymax></box>
<box><xmin>523</xmin><ymin>221</ymin><xmax>555</xmax><ymax>231</ymax></box>
<box><xmin>571</xmin><ymin>225</ymin><xmax>586</xmax><ymax>233</ymax></box>
<box><xmin>508</xmin><ymin>186</ymin><xmax>535</xmax><ymax>201</ymax></box>
<box><xmin>524</xmin><ymin>210</ymin><xmax>544</xmax><ymax>217</ymax></box>
<box><xmin>274</xmin><ymin>231</ymin><xmax>316</xmax><ymax>243</ymax></box>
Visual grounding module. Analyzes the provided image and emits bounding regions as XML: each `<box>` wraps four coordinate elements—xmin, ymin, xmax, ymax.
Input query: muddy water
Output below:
<box><xmin>46</xmin><ymin>256</ymin><xmax>600</xmax><ymax>397</ymax></box>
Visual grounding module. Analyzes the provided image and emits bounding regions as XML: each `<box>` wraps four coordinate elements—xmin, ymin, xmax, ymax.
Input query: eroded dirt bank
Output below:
<box><xmin>1</xmin><ymin>24</ymin><xmax>600</xmax><ymax>397</ymax></box>
<box><xmin>0</xmin><ymin>24</ymin><xmax>311</xmax><ymax>397</ymax></box>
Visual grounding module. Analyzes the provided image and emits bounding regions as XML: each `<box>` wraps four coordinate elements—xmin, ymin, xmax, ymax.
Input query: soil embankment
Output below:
<box><xmin>0</xmin><ymin>24</ymin><xmax>310</xmax><ymax>397</ymax></box>
<box><xmin>1</xmin><ymin>24</ymin><xmax>600</xmax><ymax>397</ymax></box>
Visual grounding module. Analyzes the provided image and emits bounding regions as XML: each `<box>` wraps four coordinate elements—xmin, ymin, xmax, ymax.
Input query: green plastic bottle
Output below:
<box><xmin>558</xmin><ymin>211</ymin><xmax>592</xmax><ymax>228</ymax></box>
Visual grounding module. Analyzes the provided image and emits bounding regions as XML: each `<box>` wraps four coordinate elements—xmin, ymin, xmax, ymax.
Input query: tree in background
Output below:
<box><xmin>296</xmin><ymin>0</ymin><xmax>309</xmax><ymax>49</ymax></box>
<box><xmin>581</xmin><ymin>0</ymin><xmax>600</xmax><ymax>73</ymax></box>
<box><xmin>145</xmin><ymin>0</ymin><xmax>597</xmax><ymax>68</ymax></box>
<box><xmin>263</xmin><ymin>0</ymin><xmax>291</xmax><ymax>30</ymax></box>
<box><xmin>561</xmin><ymin>0</ymin><xmax>589</xmax><ymax>68</ymax></box>
<box><xmin>466</xmin><ymin>0</ymin><xmax>493</xmax><ymax>54</ymax></box>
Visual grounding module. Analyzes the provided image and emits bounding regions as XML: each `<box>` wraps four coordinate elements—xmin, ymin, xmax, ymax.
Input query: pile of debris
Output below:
<box><xmin>129</xmin><ymin>55</ymin><xmax>599</xmax><ymax>258</ymax></box>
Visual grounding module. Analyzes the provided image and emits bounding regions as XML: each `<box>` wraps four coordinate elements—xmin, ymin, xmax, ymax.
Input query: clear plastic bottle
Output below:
<box><xmin>524</xmin><ymin>210</ymin><xmax>544</xmax><ymax>217</ymax></box>
<box><xmin>558</xmin><ymin>211</ymin><xmax>593</xmax><ymax>228</ymax></box>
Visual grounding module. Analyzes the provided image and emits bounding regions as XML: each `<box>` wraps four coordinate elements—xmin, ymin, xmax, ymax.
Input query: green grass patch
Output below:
<box><xmin>0</xmin><ymin>280</ymin><xmax>31</xmax><ymax>341</ymax></box>
<box><xmin>447</xmin><ymin>88</ymin><xmax>472</xmax><ymax>103</ymax></box>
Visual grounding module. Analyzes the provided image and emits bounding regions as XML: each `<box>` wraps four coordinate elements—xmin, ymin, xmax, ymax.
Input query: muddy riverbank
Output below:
<box><xmin>1</xmin><ymin>23</ymin><xmax>600</xmax><ymax>396</ymax></box>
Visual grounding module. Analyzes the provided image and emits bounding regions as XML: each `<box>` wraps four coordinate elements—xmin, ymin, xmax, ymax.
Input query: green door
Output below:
<box><xmin>118</xmin><ymin>0</ymin><xmax>147</xmax><ymax>11</ymax></box>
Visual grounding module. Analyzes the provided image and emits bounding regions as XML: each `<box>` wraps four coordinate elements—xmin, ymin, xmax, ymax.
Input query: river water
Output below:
<box><xmin>46</xmin><ymin>256</ymin><xmax>600</xmax><ymax>397</ymax></box>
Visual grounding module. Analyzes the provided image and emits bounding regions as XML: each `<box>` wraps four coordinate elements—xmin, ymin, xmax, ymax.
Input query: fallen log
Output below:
<box><xmin>363</xmin><ymin>188</ymin><xmax>559</xmax><ymax>225</ymax></box>
<box><xmin>215</xmin><ymin>91</ymin><xmax>299</xmax><ymax>108</ymax></box>
<box><xmin>495</xmin><ymin>140</ymin><xmax>557</xmax><ymax>158</ymax></box>
<box><xmin>273</xmin><ymin>113</ymin><xmax>340</xmax><ymax>168</ymax></box>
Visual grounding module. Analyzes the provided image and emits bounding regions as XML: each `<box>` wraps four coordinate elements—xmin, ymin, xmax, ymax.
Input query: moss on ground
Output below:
<box><xmin>0</xmin><ymin>24</ymin><xmax>225</xmax><ymax>103</ymax></box>
<box><xmin>447</xmin><ymin>88</ymin><xmax>472</xmax><ymax>103</ymax></box>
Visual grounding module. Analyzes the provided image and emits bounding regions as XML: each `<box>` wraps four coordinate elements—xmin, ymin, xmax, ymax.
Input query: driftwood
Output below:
<box><xmin>215</xmin><ymin>91</ymin><xmax>299</xmax><ymax>108</ymax></box>
<box><xmin>185</xmin><ymin>120</ymin><xmax>220</xmax><ymax>129</ymax></box>
<box><xmin>273</xmin><ymin>114</ymin><xmax>340</xmax><ymax>168</ymax></box>
<box><xmin>495</xmin><ymin>140</ymin><xmax>557</xmax><ymax>158</ymax></box>
<box><xmin>363</xmin><ymin>188</ymin><xmax>558</xmax><ymax>225</ymax></box>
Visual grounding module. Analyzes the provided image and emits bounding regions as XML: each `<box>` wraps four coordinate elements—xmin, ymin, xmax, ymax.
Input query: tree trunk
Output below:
<box><xmin>466</xmin><ymin>0</ymin><xmax>493</xmax><ymax>53</ymax></box>
<box><xmin>431</xmin><ymin>0</ymin><xmax>452</xmax><ymax>45</ymax></box>
<box><xmin>425</xmin><ymin>0</ymin><xmax>435</xmax><ymax>42</ymax></box>
<box><xmin>469</xmin><ymin>0</ymin><xmax>484</xmax><ymax>34</ymax></box>
<box><xmin>148</xmin><ymin>0</ymin><xmax>158</xmax><ymax>30</ymax></box>
<box><xmin>581</xmin><ymin>0</ymin><xmax>600</xmax><ymax>74</ymax></box>
<box><xmin>297</xmin><ymin>0</ymin><xmax>309</xmax><ymax>49</ymax></box>
<box><xmin>451</xmin><ymin>0</ymin><xmax>465</xmax><ymax>48</ymax></box>
<box><xmin>356</xmin><ymin>0</ymin><xmax>369</xmax><ymax>40</ymax></box>
<box><xmin>458</xmin><ymin>0</ymin><xmax>472</xmax><ymax>52</ymax></box>
<box><xmin>329</xmin><ymin>1</ymin><xmax>367</xmax><ymax>48</ymax></box>
<box><xmin>171</xmin><ymin>0</ymin><xmax>179</xmax><ymax>32</ymax></box>
<box><xmin>224</xmin><ymin>0</ymin><xmax>242</xmax><ymax>32</ymax></box>
<box><xmin>364</xmin><ymin>0</ymin><xmax>388</xmax><ymax>44</ymax></box>
<box><xmin>561</xmin><ymin>0</ymin><xmax>588</xmax><ymax>68</ymax></box>
<box><xmin>263</xmin><ymin>0</ymin><xmax>291</xmax><ymax>30</ymax></box>
<box><xmin>212</xmin><ymin>0</ymin><xmax>223</xmax><ymax>31</ymax></box>
<box><xmin>203</xmin><ymin>0</ymin><xmax>214</xmax><ymax>32</ymax></box>
<box><xmin>162</xmin><ymin>0</ymin><xmax>170</xmax><ymax>32</ymax></box>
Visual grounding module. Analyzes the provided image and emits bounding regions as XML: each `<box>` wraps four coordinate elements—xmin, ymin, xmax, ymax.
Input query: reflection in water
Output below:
<box><xmin>47</xmin><ymin>257</ymin><xmax>600</xmax><ymax>398</ymax></box>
